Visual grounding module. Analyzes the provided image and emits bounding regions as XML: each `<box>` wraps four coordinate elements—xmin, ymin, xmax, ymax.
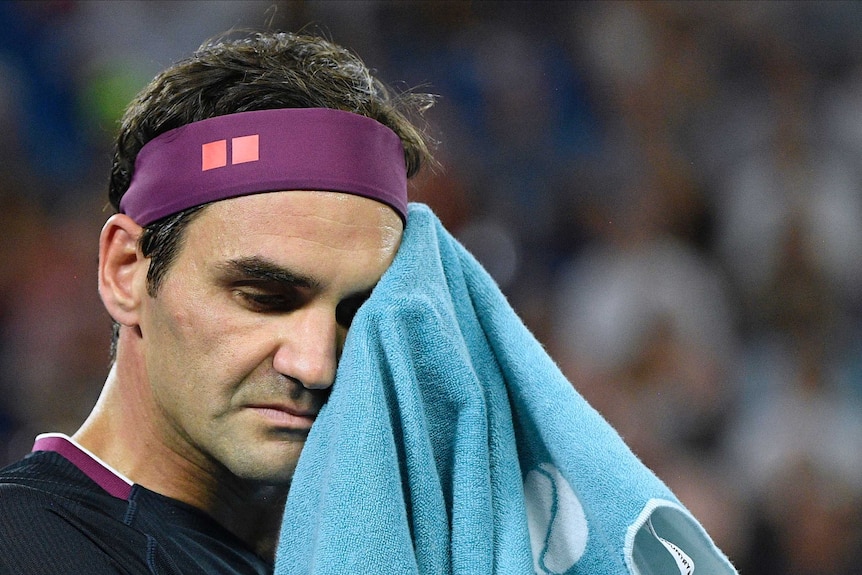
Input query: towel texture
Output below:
<box><xmin>275</xmin><ymin>203</ymin><xmax>736</xmax><ymax>575</ymax></box>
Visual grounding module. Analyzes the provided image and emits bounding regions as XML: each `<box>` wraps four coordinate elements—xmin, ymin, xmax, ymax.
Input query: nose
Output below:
<box><xmin>271</xmin><ymin>307</ymin><xmax>341</xmax><ymax>390</ymax></box>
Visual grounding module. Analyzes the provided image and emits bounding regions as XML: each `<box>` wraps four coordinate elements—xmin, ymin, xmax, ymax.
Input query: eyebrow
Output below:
<box><xmin>216</xmin><ymin>256</ymin><xmax>323</xmax><ymax>290</ymax></box>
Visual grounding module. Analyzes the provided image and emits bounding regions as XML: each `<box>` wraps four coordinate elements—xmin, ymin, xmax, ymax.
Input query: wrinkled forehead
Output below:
<box><xmin>120</xmin><ymin>108</ymin><xmax>408</xmax><ymax>227</ymax></box>
<box><xmin>179</xmin><ymin>191</ymin><xmax>404</xmax><ymax>287</ymax></box>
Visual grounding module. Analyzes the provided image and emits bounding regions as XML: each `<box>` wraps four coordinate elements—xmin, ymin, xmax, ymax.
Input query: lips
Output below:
<box><xmin>247</xmin><ymin>403</ymin><xmax>318</xmax><ymax>431</ymax></box>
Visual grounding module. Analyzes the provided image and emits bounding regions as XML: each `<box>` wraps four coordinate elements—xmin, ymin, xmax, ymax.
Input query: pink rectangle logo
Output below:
<box><xmin>232</xmin><ymin>134</ymin><xmax>259</xmax><ymax>165</ymax></box>
<box><xmin>201</xmin><ymin>140</ymin><xmax>227</xmax><ymax>171</ymax></box>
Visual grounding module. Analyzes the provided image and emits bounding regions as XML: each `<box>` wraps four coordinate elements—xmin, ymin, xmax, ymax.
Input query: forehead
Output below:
<box><xmin>182</xmin><ymin>190</ymin><xmax>404</xmax><ymax>260</ymax></box>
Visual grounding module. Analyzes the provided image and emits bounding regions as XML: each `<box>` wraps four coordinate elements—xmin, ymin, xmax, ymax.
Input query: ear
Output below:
<box><xmin>98</xmin><ymin>214</ymin><xmax>148</xmax><ymax>326</ymax></box>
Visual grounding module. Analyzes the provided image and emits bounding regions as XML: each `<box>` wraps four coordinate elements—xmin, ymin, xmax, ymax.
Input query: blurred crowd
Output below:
<box><xmin>3</xmin><ymin>1</ymin><xmax>862</xmax><ymax>572</ymax></box>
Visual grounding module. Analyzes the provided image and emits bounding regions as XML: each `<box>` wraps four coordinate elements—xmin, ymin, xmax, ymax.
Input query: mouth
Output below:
<box><xmin>246</xmin><ymin>404</ymin><xmax>318</xmax><ymax>431</ymax></box>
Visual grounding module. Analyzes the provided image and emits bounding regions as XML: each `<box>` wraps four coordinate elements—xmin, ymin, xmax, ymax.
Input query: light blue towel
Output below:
<box><xmin>275</xmin><ymin>203</ymin><xmax>736</xmax><ymax>575</ymax></box>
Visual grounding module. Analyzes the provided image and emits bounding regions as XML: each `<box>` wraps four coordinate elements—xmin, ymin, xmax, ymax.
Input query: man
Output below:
<box><xmin>0</xmin><ymin>31</ymin><xmax>433</xmax><ymax>574</ymax></box>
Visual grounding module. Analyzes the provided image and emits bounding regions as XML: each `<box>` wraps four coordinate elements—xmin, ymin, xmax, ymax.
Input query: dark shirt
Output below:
<box><xmin>0</xmin><ymin>435</ymin><xmax>271</xmax><ymax>575</ymax></box>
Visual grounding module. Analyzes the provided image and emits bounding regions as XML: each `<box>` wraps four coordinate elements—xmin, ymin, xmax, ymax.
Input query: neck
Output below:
<box><xmin>73</xmin><ymin>342</ymin><xmax>287</xmax><ymax>561</ymax></box>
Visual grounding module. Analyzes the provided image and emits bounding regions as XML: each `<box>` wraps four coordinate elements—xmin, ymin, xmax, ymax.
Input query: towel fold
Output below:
<box><xmin>276</xmin><ymin>203</ymin><xmax>736</xmax><ymax>575</ymax></box>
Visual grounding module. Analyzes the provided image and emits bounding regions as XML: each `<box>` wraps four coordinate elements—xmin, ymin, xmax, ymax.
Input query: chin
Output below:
<box><xmin>237</xmin><ymin>454</ymin><xmax>299</xmax><ymax>481</ymax></box>
<box><xmin>210</xmin><ymin>430</ymin><xmax>305</xmax><ymax>483</ymax></box>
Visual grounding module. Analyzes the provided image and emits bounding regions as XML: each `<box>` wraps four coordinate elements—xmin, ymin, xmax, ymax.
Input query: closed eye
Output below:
<box><xmin>218</xmin><ymin>257</ymin><xmax>316</xmax><ymax>314</ymax></box>
<box><xmin>235</xmin><ymin>287</ymin><xmax>303</xmax><ymax>313</ymax></box>
<box><xmin>217</xmin><ymin>256</ymin><xmax>373</xmax><ymax>325</ymax></box>
<box><xmin>335</xmin><ymin>293</ymin><xmax>371</xmax><ymax>328</ymax></box>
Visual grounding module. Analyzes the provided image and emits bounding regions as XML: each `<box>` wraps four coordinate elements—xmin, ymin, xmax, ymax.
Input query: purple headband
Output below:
<box><xmin>120</xmin><ymin>108</ymin><xmax>408</xmax><ymax>226</ymax></box>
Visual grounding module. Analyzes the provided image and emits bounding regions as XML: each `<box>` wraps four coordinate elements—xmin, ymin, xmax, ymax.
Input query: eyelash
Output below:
<box><xmin>236</xmin><ymin>290</ymin><xmax>297</xmax><ymax>312</ymax></box>
<box><xmin>235</xmin><ymin>289</ymin><xmax>368</xmax><ymax>328</ymax></box>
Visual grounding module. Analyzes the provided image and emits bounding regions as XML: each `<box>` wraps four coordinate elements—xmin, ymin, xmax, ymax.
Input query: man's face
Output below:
<box><xmin>135</xmin><ymin>191</ymin><xmax>402</xmax><ymax>484</ymax></box>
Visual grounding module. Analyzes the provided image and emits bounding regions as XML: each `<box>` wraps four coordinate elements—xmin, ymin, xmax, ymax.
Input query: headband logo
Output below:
<box><xmin>201</xmin><ymin>134</ymin><xmax>260</xmax><ymax>171</ymax></box>
<box><xmin>122</xmin><ymin>109</ymin><xmax>408</xmax><ymax>225</ymax></box>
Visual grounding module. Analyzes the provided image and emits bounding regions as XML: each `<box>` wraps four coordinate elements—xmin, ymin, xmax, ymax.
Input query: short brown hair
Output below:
<box><xmin>107</xmin><ymin>31</ymin><xmax>435</xmax><ymax>357</ymax></box>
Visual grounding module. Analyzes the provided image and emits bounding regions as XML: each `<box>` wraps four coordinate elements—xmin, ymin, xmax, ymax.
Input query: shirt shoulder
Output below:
<box><xmin>0</xmin><ymin>453</ymin><xmax>161</xmax><ymax>574</ymax></box>
<box><xmin>0</xmin><ymin>450</ymin><xmax>272</xmax><ymax>575</ymax></box>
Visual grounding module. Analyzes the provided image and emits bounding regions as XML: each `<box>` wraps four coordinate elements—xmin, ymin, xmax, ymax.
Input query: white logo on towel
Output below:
<box><xmin>648</xmin><ymin>518</ymin><xmax>694</xmax><ymax>575</ymax></box>
<box><xmin>524</xmin><ymin>463</ymin><xmax>588</xmax><ymax>574</ymax></box>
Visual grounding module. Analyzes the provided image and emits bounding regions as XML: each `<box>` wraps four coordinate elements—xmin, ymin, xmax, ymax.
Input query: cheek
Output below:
<box><xmin>150</xmin><ymin>289</ymin><xmax>273</xmax><ymax>390</ymax></box>
<box><xmin>154</xmin><ymin>275</ymin><xmax>229</xmax><ymax>347</ymax></box>
<box><xmin>171</xmin><ymin>301</ymin><xmax>217</xmax><ymax>344</ymax></box>
<box><xmin>144</xmin><ymin>292</ymin><xmax>229</xmax><ymax>387</ymax></box>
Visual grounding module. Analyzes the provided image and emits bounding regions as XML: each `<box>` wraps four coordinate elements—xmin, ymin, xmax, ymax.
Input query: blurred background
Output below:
<box><xmin>2</xmin><ymin>1</ymin><xmax>862</xmax><ymax>572</ymax></box>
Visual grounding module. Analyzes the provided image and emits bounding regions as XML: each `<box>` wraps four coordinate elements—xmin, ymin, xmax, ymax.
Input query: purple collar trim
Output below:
<box><xmin>119</xmin><ymin>108</ymin><xmax>408</xmax><ymax>226</ymax></box>
<box><xmin>32</xmin><ymin>433</ymin><xmax>133</xmax><ymax>500</ymax></box>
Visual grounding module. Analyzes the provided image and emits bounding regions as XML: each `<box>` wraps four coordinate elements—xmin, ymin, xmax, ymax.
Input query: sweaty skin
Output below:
<box><xmin>75</xmin><ymin>191</ymin><xmax>403</xmax><ymax>558</ymax></box>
